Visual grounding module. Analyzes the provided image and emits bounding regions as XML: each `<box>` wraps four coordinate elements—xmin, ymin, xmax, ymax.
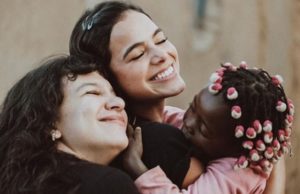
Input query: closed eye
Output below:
<box><xmin>156</xmin><ymin>37</ymin><xmax>168</xmax><ymax>45</ymax></box>
<box><xmin>131</xmin><ymin>52</ymin><xmax>144</xmax><ymax>61</ymax></box>
<box><xmin>86</xmin><ymin>90</ymin><xmax>101</xmax><ymax>95</ymax></box>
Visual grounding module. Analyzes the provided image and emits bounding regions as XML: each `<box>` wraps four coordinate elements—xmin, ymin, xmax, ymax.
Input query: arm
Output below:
<box><xmin>262</xmin><ymin>159</ymin><xmax>286</xmax><ymax>194</ymax></box>
<box><xmin>123</xmin><ymin>125</ymin><xmax>265</xmax><ymax>194</ymax></box>
<box><xmin>123</xmin><ymin>124</ymin><xmax>204</xmax><ymax>191</ymax></box>
<box><xmin>163</xmin><ymin>106</ymin><xmax>185</xmax><ymax>128</ymax></box>
<box><xmin>182</xmin><ymin>157</ymin><xmax>204</xmax><ymax>188</ymax></box>
<box><xmin>135</xmin><ymin>158</ymin><xmax>267</xmax><ymax>194</ymax></box>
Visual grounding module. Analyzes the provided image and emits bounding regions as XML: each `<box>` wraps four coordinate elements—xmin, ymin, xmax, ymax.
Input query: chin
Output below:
<box><xmin>168</xmin><ymin>80</ymin><xmax>186</xmax><ymax>97</ymax></box>
<box><xmin>115</xmin><ymin>137</ymin><xmax>129</xmax><ymax>151</ymax></box>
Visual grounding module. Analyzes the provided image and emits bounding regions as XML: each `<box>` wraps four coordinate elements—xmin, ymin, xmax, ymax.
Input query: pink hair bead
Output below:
<box><xmin>278</xmin><ymin>130</ymin><xmax>285</xmax><ymax>142</ymax></box>
<box><xmin>250</xmin><ymin>149</ymin><xmax>260</xmax><ymax>162</ymax></box>
<box><xmin>235</xmin><ymin>125</ymin><xmax>244</xmax><ymax>138</ymax></box>
<box><xmin>263</xmin><ymin>120</ymin><xmax>272</xmax><ymax>132</ymax></box>
<box><xmin>272</xmin><ymin>75</ymin><xmax>284</xmax><ymax>85</ymax></box>
<box><xmin>227</xmin><ymin>87</ymin><xmax>238</xmax><ymax>100</ymax></box>
<box><xmin>246</xmin><ymin>127</ymin><xmax>257</xmax><ymax>139</ymax></box>
<box><xmin>256</xmin><ymin>140</ymin><xmax>266</xmax><ymax>151</ymax></box>
<box><xmin>276</xmin><ymin>101</ymin><xmax>287</xmax><ymax>112</ymax></box>
<box><xmin>253</xmin><ymin>120</ymin><xmax>262</xmax><ymax>133</ymax></box>
<box><xmin>208</xmin><ymin>83</ymin><xmax>222</xmax><ymax>94</ymax></box>
<box><xmin>239</xmin><ymin>61</ymin><xmax>248</xmax><ymax>69</ymax></box>
<box><xmin>231</xmin><ymin>106</ymin><xmax>242</xmax><ymax>119</ymax></box>
<box><xmin>209</xmin><ymin>72</ymin><xmax>222</xmax><ymax>83</ymax></box>
<box><xmin>264</xmin><ymin>131</ymin><xmax>273</xmax><ymax>144</ymax></box>
<box><xmin>235</xmin><ymin>155</ymin><xmax>249</xmax><ymax>169</ymax></box>
<box><xmin>285</xmin><ymin>115</ymin><xmax>293</xmax><ymax>127</ymax></box>
<box><xmin>243</xmin><ymin>140</ymin><xmax>254</xmax><ymax>150</ymax></box>
<box><xmin>272</xmin><ymin>139</ymin><xmax>281</xmax><ymax>151</ymax></box>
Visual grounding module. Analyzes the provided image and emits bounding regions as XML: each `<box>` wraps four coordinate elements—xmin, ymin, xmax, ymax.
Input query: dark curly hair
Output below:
<box><xmin>0</xmin><ymin>55</ymin><xmax>98</xmax><ymax>194</ymax></box>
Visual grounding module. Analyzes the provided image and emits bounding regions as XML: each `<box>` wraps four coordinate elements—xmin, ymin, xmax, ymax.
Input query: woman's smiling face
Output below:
<box><xmin>56</xmin><ymin>72</ymin><xmax>128</xmax><ymax>164</ymax></box>
<box><xmin>109</xmin><ymin>10</ymin><xmax>185</xmax><ymax>101</ymax></box>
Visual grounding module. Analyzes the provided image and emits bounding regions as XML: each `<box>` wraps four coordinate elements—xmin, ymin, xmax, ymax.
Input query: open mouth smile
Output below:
<box><xmin>151</xmin><ymin>65</ymin><xmax>175</xmax><ymax>81</ymax></box>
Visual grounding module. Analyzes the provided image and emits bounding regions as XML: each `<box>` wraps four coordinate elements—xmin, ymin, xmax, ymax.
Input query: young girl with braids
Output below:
<box><xmin>125</xmin><ymin>61</ymin><xmax>294</xmax><ymax>193</ymax></box>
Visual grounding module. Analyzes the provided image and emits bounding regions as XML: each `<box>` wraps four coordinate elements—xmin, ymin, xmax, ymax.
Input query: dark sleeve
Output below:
<box><xmin>75</xmin><ymin>163</ymin><xmax>139</xmax><ymax>194</ymax></box>
<box><xmin>140</xmin><ymin>122</ymin><xmax>192</xmax><ymax>188</ymax></box>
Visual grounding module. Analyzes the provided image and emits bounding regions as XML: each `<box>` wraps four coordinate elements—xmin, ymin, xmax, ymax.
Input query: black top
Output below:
<box><xmin>11</xmin><ymin>152</ymin><xmax>139</xmax><ymax>194</ymax></box>
<box><xmin>136</xmin><ymin>120</ymin><xmax>193</xmax><ymax>188</ymax></box>
<box><xmin>71</xmin><ymin>162</ymin><xmax>140</xmax><ymax>194</ymax></box>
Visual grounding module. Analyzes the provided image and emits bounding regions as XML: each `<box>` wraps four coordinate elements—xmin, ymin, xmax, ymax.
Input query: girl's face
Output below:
<box><xmin>109</xmin><ymin>11</ymin><xmax>185</xmax><ymax>101</ymax></box>
<box><xmin>56</xmin><ymin>72</ymin><xmax>128</xmax><ymax>165</ymax></box>
<box><xmin>183</xmin><ymin>88</ymin><xmax>238</xmax><ymax>160</ymax></box>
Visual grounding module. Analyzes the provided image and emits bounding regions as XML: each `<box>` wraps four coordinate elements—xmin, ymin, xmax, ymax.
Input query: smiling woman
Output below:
<box><xmin>109</xmin><ymin>10</ymin><xmax>185</xmax><ymax>103</ymax></box>
<box><xmin>0</xmin><ymin>55</ymin><xmax>139</xmax><ymax>194</ymax></box>
<box><xmin>56</xmin><ymin>71</ymin><xmax>128</xmax><ymax>165</ymax></box>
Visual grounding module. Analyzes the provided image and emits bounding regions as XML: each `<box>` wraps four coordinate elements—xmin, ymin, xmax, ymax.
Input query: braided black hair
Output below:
<box><xmin>221</xmin><ymin>67</ymin><xmax>289</xmax><ymax>131</ymax></box>
<box><xmin>213</xmin><ymin>63</ymin><xmax>293</xmax><ymax>170</ymax></box>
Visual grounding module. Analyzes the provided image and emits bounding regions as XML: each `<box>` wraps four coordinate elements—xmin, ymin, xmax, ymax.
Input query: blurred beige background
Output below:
<box><xmin>0</xmin><ymin>0</ymin><xmax>299</xmax><ymax>193</ymax></box>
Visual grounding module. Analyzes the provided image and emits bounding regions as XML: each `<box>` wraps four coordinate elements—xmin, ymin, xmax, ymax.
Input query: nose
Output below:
<box><xmin>105</xmin><ymin>96</ymin><xmax>125</xmax><ymax>112</ymax></box>
<box><xmin>150</xmin><ymin>47</ymin><xmax>168</xmax><ymax>65</ymax></box>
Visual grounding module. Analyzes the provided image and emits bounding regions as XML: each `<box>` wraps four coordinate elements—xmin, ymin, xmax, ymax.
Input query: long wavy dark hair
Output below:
<box><xmin>0</xmin><ymin>55</ymin><xmax>98</xmax><ymax>194</ymax></box>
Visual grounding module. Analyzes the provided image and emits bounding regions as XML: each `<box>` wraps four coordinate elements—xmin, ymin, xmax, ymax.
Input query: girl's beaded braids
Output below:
<box><xmin>208</xmin><ymin>61</ymin><xmax>294</xmax><ymax>172</ymax></box>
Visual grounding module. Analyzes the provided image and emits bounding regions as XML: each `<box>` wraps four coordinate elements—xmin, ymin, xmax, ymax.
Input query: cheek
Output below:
<box><xmin>166</xmin><ymin>42</ymin><xmax>179</xmax><ymax>61</ymax></box>
<box><xmin>111</xmin><ymin>63</ymin><xmax>148</xmax><ymax>92</ymax></box>
<box><xmin>70</xmin><ymin>99</ymin><xmax>103</xmax><ymax>122</ymax></box>
<box><xmin>184</xmin><ymin>114</ymin><xmax>197</xmax><ymax>128</ymax></box>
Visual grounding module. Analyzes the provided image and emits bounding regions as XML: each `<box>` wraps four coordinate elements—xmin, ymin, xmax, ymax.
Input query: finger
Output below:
<box><xmin>134</xmin><ymin>126</ymin><xmax>142</xmax><ymax>143</ymax></box>
<box><xmin>127</xmin><ymin>124</ymin><xmax>134</xmax><ymax>138</ymax></box>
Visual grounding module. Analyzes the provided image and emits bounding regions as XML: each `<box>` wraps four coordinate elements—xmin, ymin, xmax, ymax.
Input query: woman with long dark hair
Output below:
<box><xmin>0</xmin><ymin>55</ymin><xmax>139</xmax><ymax>194</ymax></box>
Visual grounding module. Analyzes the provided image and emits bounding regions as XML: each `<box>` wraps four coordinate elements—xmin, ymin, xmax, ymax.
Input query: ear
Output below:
<box><xmin>51</xmin><ymin>129</ymin><xmax>62</xmax><ymax>141</ymax></box>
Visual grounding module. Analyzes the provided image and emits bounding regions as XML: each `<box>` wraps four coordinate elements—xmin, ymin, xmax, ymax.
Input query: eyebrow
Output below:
<box><xmin>76</xmin><ymin>82</ymin><xmax>115</xmax><ymax>94</ymax></box>
<box><xmin>76</xmin><ymin>83</ymin><xmax>99</xmax><ymax>93</ymax></box>
<box><xmin>122</xmin><ymin>28</ymin><xmax>163</xmax><ymax>60</ymax></box>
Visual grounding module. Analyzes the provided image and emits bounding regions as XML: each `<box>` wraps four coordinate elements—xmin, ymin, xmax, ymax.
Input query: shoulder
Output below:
<box><xmin>140</xmin><ymin>121</ymin><xmax>189</xmax><ymax>151</ymax></box>
<box><xmin>73</xmin><ymin>162</ymin><xmax>139</xmax><ymax>194</ymax></box>
<box><xmin>202</xmin><ymin>157</ymin><xmax>267</xmax><ymax>193</ymax></box>
<box><xmin>163</xmin><ymin>106</ymin><xmax>185</xmax><ymax>128</ymax></box>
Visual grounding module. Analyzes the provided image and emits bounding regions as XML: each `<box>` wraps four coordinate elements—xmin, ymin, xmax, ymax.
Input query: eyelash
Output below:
<box><xmin>130</xmin><ymin>37</ymin><xmax>168</xmax><ymax>61</ymax></box>
<box><xmin>131</xmin><ymin>52</ymin><xmax>144</xmax><ymax>61</ymax></box>
<box><xmin>156</xmin><ymin>37</ymin><xmax>168</xmax><ymax>45</ymax></box>
<box><xmin>86</xmin><ymin>90</ymin><xmax>100</xmax><ymax>95</ymax></box>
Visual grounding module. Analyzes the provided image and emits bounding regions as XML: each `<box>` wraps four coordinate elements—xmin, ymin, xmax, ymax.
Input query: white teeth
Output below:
<box><xmin>154</xmin><ymin>66</ymin><xmax>174</xmax><ymax>80</ymax></box>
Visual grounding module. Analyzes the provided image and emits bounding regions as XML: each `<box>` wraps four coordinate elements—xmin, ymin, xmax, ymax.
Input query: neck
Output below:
<box><xmin>57</xmin><ymin>142</ymin><xmax>119</xmax><ymax>165</ymax></box>
<box><xmin>129</xmin><ymin>99</ymin><xmax>165</xmax><ymax>123</ymax></box>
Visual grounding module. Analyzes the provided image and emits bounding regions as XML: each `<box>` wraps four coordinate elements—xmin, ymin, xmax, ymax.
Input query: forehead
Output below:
<box><xmin>110</xmin><ymin>11</ymin><xmax>158</xmax><ymax>49</ymax></box>
<box><xmin>195</xmin><ymin>88</ymin><xmax>227</xmax><ymax>114</ymax></box>
<box><xmin>194</xmin><ymin>88</ymin><xmax>233</xmax><ymax>130</ymax></box>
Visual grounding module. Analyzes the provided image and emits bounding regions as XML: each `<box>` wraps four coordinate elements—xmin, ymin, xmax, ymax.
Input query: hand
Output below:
<box><xmin>123</xmin><ymin>124</ymin><xmax>148</xmax><ymax>179</ymax></box>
